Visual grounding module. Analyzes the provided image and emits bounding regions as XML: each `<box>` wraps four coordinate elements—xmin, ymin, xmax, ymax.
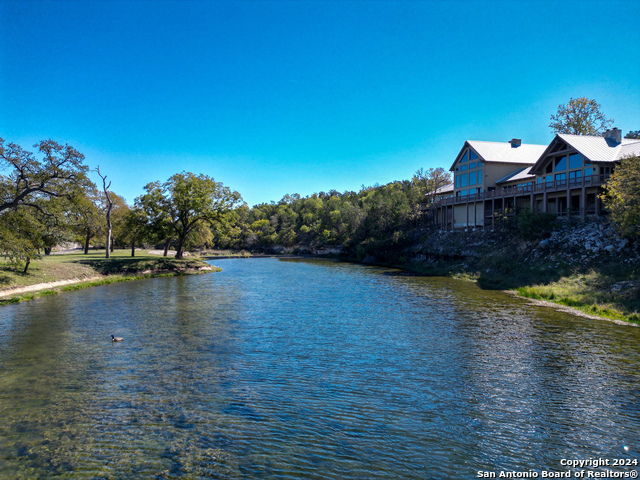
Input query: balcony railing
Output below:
<box><xmin>433</xmin><ymin>174</ymin><xmax>609</xmax><ymax>207</ymax></box>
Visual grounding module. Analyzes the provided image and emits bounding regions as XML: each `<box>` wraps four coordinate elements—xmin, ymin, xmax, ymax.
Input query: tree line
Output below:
<box><xmin>0</xmin><ymin>135</ymin><xmax>451</xmax><ymax>271</ymax></box>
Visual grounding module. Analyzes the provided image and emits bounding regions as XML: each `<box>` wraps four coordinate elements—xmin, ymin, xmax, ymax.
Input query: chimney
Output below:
<box><xmin>509</xmin><ymin>138</ymin><xmax>521</xmax><ymax>148</ymax></box>
<box><xmin>603</xmin><ymin>127</ymin><xmax>621</xmax><ymax>144</ymax></box>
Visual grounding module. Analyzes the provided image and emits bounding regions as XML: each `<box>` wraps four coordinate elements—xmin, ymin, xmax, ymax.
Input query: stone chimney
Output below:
<box><xmin>603</xmin><ymin>127</ymin><xmax>621</xmax><ymax>144</ymax></box>
<box><xmin>509</xmin><ymin>138</ymin><xmax>521</xmax><ymax>148</ymax></box>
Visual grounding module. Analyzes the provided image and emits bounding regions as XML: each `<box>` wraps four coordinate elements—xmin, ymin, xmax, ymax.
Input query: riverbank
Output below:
<box><xmin>390</xmin><ymin>220</ymin><xmax>640</xmax><ymax>325</ymax></box>
<box><xmin>0</xmin><ymin>250</ymin><xmax>217</xmax><ymax>306</ymax></box>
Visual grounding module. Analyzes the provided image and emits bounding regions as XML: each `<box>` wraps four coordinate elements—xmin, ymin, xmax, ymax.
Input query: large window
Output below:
<box><xmin>469</xmin><ymin>150</ymin><xmax>478</xmax><ymax>160</ymax></box>
<box><xmin>460</xmin><ymin>151</ymin><xmax>468</xmax><ymax>163</ymax></box>
<box><xmin>469</xmin><ymin>171</ymin><xmax>476</xmax><ymax>185</ymax></box>
<box><xmin>569</xmin><ymin>170</ymin><xmax>582</xmax><ymax>179</ymax></box>
<box><xmin>569</xmin><ymin>153</ymin><xmax>581</xmax><ymax>169</ymax></box>
<box><xmin>460</xmin><ymin>173</ymin><xmax>468</xmax><ymax>187</ymax></box>
<box><xmin>460</xmin><ymin>164</ymin><xmax>468</xmax><ymax>171</ymax></box>
<box><xmin>555</xmin><ymin>173</ymin><xmax>566</xmax><ymax>181</ymax></box>
<box><xmin>555</xmin><ymin>156</ymin><xmax>567</xmax><ymax>171</ymax></box>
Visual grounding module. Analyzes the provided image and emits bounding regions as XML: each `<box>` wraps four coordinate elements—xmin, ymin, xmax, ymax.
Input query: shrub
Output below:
<box><xmin>516</xmin><ymin>208</ymin><xmax>557</xmax><ymax>240</ymax></box>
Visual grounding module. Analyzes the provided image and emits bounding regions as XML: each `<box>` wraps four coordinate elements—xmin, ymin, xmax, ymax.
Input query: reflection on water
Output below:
<box><xmin>0</xmin><ymin>258</ymin><xmax>639</xmax><ymax>479</ymax></box>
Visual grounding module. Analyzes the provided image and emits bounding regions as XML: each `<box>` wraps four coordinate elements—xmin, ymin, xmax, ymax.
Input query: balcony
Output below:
<box><xmin>433</xmin><ymin>174</ymin><xmax>609</xmax><ymax>207</ymax></box>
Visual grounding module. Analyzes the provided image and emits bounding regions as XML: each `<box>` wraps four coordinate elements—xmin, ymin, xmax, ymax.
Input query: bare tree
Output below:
<box><xmin>95</xmin><ymin>167</ymin><xmax>114</xmax><ymax>258</ymax></box>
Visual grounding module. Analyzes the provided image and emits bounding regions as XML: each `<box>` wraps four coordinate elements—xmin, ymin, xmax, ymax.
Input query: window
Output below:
<box><xmin>469</xmin><ymin>162</ymin><xmax>476</xmax><ymax>169</ymax></box>
<box><xmin>545</xmin><ymin>175</ymin><xmax>553</xmax><ymax>183</ymax></box>
<box><xmin>460</xmin><ymin>173</ymin><xmax>468</xmax><ymax>187</ymax></box>
<box><xmin>460</xmin><ymin>164</ymin><xmax>468</xmax><ymax>171</ymax></box>
<box><xmin>555</xmin><ymin>156</ymin><xmax>567</xmax><ymax>171</ymax></box>
<box><xmin>460</xmin><ymin>151</ymin><xmax>468</xmax><ymax>163</ymax></box>
<box><xmin>555</xmin><ymin>173</ymin><xmax>566</xmax><ymax>181</ymax></box>
<box><xmin>469</xmin><ymin>150</ymin><xmax>478</xmax><ymax>160</ymax></box>
<box><xmin>469</xmin><ymin>171</ymin><xmax>476</xmax><ymax>185</ymax></box>
<box><xmin>537</xmin><ymin>177</ymin><xmax>543</xmax><ymax>184</ymax></box>
<box><xmin>456</xmin><ymin>176</ymin><xmax>460</xmax><ymax>188</ymax></box>
<box><xmin>477</xmin><ymin>169</ymin><xmax>482</xmax><ymax>180</ymax></box>
<box><xmin>569</xmin><ymin>170</ymin><xmax>582</xmax><ymax>179</ymax></box>
<box><xmin>569</xmin><ymin>154</ymin><xmax>581</xmax><ymax>169</ymax></box>
<box><xmin>460</xmin><ymin>189</ymin><xmax>468</xmax><ymax>196</ymax></box>
<box><xmin>584</xmin><ymin>167</ymin><xmax>593</xmax><ymax>176</ymax></box>
<box><xmin>545</xmin><ymin>163</ymin><xmax>553</xmax><ymax>174</ymax></box>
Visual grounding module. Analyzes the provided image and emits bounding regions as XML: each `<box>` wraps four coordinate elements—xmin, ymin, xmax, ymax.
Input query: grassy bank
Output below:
<box><xmin>0</xmin><ymin>250</ymin><xmax>217</xmax><ymax>306</ymax></box>
<box><xmin>388</xmin><ymin>223</ymin><xmax>640</xmax><ymax>325</ymax></box>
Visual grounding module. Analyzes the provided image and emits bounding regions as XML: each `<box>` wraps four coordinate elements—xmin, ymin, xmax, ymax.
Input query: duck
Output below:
<box><xmin>111</xmin><ymin>335</ymin><xmax>123</xmax><ymax>342</ymax></box>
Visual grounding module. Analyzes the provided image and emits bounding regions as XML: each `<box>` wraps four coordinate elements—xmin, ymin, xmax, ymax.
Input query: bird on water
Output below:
<box><xmin>111</xmin><ymin>335</ymin><xmax>123</xmax><ymax>342</ymax></box>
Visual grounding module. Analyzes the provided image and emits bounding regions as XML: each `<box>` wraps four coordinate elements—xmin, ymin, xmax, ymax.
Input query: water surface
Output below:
<box><xmin>0</xmin><ymin>258</ymin><xmax>638</xmax><ymax>478</ymax></box>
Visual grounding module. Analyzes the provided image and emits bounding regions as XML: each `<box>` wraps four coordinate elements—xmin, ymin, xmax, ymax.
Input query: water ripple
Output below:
<box><xmin>0</xmin><ymin>258</ymin><xmax>639</xmax><ymax>479</ymax></box>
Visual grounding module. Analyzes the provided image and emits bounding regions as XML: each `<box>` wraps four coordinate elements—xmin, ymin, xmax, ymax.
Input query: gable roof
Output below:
<box><xmin>450</xmin><ymin>140</ymin><xmax>547</xmax><ymax>171</ymax></box>
<box><xmin>495</xmin><ymin>166</ymin><xmax>535</xmax><ymax>185</ymax></box>
<box><xmin>531</xmin><ymin>134</ymin><xmax>640</xmax><ymax>174</ymax></box>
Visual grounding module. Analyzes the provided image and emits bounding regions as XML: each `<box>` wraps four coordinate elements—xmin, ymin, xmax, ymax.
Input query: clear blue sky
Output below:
<box><xmin>1</xmin><ymin>0</ymin><xmax>638</xmax><ymax>207</ymax></box>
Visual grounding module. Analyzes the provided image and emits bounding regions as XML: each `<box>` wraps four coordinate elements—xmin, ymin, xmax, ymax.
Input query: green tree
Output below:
<box><xmin>0</xmin><ymin>138</ymin><xmax>90</xmax><ymax>214</ymax></box>
<box><xmin>549</xmin><ymin>97</ymin><xmax>613</xmax><ymax>135</ymax></box>
<box><xmin>120</xmin><ymin>207</ymin><xmax>147</xmax><ymax>256</ymax></box>
<box><xmin>136</xmin><ymin>181</ymin><xmax>176</xmax><ymax>256</ymax></box>
<box><xmin>625</xmin><ymin>130</ymin><xmax>640</xmax><ymax>139</ymax></box>
<box><xmin>142</xmin><ymin>172</ymin><xmax>244</xmax><ymax>259</ymax></box>
<box><xmin>603</xmin><ymin>155</ymin><xmax>640</xmax><ymax>240</ymax></box>
<box><xmin>0</xmin><ymin>209</ymin><xmax>45</xmax><ymax>273</ymax></box>
<box><xmin>107</xmin><ymin>192</ymin><xmax>131</xmax><ymax>251</ymax></box>
<box><xmin>72</xmin><ymin>186</ymin><xmax>104</xmax><ymax>254</ymax></box>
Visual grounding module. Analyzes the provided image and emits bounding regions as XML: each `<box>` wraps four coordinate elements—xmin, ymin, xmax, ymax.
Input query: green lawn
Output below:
<box><xmin>0</xmin><ymin>250</ymin><xmax>213</xmax><ymax>292</ymax></box>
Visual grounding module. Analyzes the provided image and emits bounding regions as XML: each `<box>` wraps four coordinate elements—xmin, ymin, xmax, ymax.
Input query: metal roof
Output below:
<box><xmin>619</xmin><ymin>141</ymin><xmax>640</xmax><ymax>159</ymax></box>
<box><xmin>434</xmin><ymin>183</ymin><xmax>454</xmax><ymax>194</ymax></box>
<box><xmin>450</xmin><ymin>140</ymin><xmax>547</xmax><ymax>171</ymax></box>
<box><xmin>530</xmin><ymin>134</ymin><xmax>640</xmax><ymax>174</ymax></box>
<box><xmin>495</xmin><ymin>166</ymin><xmax>535</xmax><ymax>185</ymax></box>
<box><xmin>558</xmin><ymin>134</ymin><xmax>640</xmax><ymax>163</ymax></box>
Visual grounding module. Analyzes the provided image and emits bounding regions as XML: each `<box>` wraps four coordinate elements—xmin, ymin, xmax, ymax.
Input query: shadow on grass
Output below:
<box><xmin>75</xmin><ymin>257</ymin><xmax>206</xmax><ymax>275</ymax></box>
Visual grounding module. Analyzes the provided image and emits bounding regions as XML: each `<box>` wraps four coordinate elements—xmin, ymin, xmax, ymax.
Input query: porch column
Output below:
<box><xmin>581</xmin><ymin>186</ymin><xmax>586</xmax><ymax>219</ymax></box>
<box><xmin>491</xmin><ymin>196</ymin><xmax>495</xmax><ymax>230</ymax></box>
<box><xmin>466</xmin><ymin>199</ymin><xmax>469</xmax><ymax>228</ymax></box>
<box><xmin>474</xmin><ymin>199</ymin><xmax>477</xmax><ymax>227</ymax></box>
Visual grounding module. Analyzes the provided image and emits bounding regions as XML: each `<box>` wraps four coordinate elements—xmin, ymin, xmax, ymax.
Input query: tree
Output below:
<box><xmin>120</xmin><ymin>207</ymin><xmax>147</xmax><ymax>257</ymax></box>
<box><xmin>135</xmin><ymin>181</ymin><xmax>175</xmax><ymax>256</ymax></box>
<box><xmin>0</xmin><ymin>209</ymin><xmax>45</xmax><ymax>273</ymax></box>
<box><xmin>140</xmin><ymin>172</ymin><xmax>244</xmax><ymax>259</ymax></box>
<box><xmin>0</xmin><ymin>138</ymin><xmax>90</xmax><ymax>214</ymax></box>
<box><xmin>71</xmin><ymin>186</ymin><xmax>103</xmax><ymax>254</ymax></box>
<box><xmin>602</xmin><ymin>155</ymin><xmax>640</xmax><ymax>240</ymax></box>
<box><xmin>549</xmin><ymin>97</ymin><xmax>613</xmax><ymax>135</ymax></box>
<box><xmin>625</xmin><ymin>130</ymin><xmax>640</xmax><ymax>139</ymax></box>
<box><xmin>95</xmin><ymin>167</ymin><xmax>114</xmax><ymax>258</ymax></box>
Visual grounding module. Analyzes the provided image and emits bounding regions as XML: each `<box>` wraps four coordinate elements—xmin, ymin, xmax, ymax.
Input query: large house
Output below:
<box><xmin>433</xmin><ymin>128</ymin><xmax>640</xmax><ymax>230</ymax></box>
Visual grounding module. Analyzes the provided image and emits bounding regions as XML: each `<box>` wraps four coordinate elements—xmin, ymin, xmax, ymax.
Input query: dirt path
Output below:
<box><xmin>0</xmin><ymin>277</ymin><xmax>103</xmax><ymax>298</ymax></box>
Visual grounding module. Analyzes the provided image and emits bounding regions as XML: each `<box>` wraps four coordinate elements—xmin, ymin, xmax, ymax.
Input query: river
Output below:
<box><xmin>0</xmin><ymin>258</ymin><xmax>638</xmax><ymax>479</ymax></box>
